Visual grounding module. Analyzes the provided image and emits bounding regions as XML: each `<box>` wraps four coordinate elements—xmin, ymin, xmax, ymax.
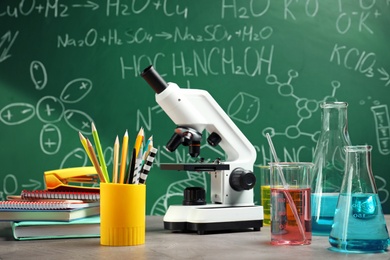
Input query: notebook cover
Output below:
<box><xmin>12</xmin><ymin>215</ymin><xmax>100</xmax><ymax>240</ymax></box>
<box><xmin>0</xmin><ymin>206</ymin><xmax>100</xmax><ymax>222</ymax></box>
<box><xmin>0</xmin><ymin>200</ymin><xmax>99</xmax><ymax>210</ymax></box>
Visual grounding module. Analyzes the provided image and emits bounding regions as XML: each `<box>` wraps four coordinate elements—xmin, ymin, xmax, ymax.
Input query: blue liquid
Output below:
<box><xmin>329</xmin><ymin>193</ymin><xmax>389</xmax><ymax>252</ymax></box>
<box><xmin>311</xmin><ymin>193</ymin><xmax>338</xmax><ymax>235</ymax></box>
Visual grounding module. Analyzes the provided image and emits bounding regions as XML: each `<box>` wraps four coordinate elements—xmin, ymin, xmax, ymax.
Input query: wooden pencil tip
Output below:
<box><xmin>86</xmin><ymin>138</ymin><xmax>93</xmax><ymax>146</ymax></box>
<box><xmin>91</xmin><ymin>122</ymin><xmax>96</xmax><ymax>131</ymax></box>
<box><xmin>78</xmin><ymin>131</ymin><xmax>85</xmax><ymax>139</ymax></box>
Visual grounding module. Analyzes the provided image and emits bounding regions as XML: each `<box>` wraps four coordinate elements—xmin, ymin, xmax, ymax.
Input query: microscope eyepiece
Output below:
<box><xmin>141</xmin><ymin>65</ymin><xmax>168</xmax><ymax>94</ymax></box>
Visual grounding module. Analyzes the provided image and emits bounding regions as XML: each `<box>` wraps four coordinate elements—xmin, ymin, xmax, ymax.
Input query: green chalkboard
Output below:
<box><xmin>1</xmin><ymin>1</ymin><xmax>390</xmax><ymax>214</ymax></box>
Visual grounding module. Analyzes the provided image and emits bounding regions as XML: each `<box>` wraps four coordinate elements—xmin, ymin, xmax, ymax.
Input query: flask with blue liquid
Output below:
<box><xmin>311</xmin><ymin>102</ymin><xmax>352</xmax><ymax>235</ymax></box>
<box><xmin>329</xmin><ymin>145</ymin><xmax>389</xmax><ymax>253</ymax></box>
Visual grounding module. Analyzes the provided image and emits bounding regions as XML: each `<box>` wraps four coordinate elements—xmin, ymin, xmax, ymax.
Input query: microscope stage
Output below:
<box><xmin>163</xmin><ymin>204</ymin><xmax>264</xmax><ymax>235</ymax></box>
<box><xmin>160</xmin><ymin>163</ymin><xmax>230</xmax><ymax>172</ymax></box>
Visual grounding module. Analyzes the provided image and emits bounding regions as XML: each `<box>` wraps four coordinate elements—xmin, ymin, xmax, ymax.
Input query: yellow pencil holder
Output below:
<box><xmin>100</xmin><ymin>183</ymin><xmax>146</xmax><ymax>246</ymax></box>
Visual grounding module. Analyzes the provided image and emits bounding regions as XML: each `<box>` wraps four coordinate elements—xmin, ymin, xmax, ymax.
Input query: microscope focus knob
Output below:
<box><xmin>207</xmin><ymin>132</ymin><xmax>222</xmax><ymax>146</ymax></box>
<box><xmin>229</xmin><ymin>168</ymin><xmax>256</xmax><ymax>191</ymax></box>
<box><xmin>183</xmin><ymin>187</ymin><xmax>207</xmax><ymax>205</ymax></box>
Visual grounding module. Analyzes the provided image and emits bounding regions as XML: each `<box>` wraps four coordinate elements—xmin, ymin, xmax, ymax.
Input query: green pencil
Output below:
<box><xmin>91</xmin><ymin>122</ymin><xmax>109</xmax><ymax>183</ymax></box>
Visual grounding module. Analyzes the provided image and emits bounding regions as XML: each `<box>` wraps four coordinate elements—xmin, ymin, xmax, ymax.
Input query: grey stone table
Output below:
<box><xmin>0</xmin><ymin>216</ymin><xmax>389</xmax><ymax>260</ymax></box>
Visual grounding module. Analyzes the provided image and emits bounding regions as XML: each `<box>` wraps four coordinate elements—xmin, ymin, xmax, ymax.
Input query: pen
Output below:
<box><xmin>86</xmin><ymin>138</ymin><xmax>106</xmax><ymax>183</ymax></box>
<box><xmin>138</xmin><ymin>147</ymin><xmax>158</xmax><ymax>184</ymax></box>
<box><xmin>132</xmin><ymin>143</ymin><xmax>144</xmax><ymax>184</ymax></box>
<box><xmin>91</xmin><ymin>122</ymin><xmax>110</xmax><ymax>183</ymax></box>
<box><xmin>126</xmin><ymin>148</ymin><xmax>136</xmax><ymax>184</ymax></box>
<box><xmin>119</xmin><ymin>130</ymin><xmax>129</xmax><ymax>184</ymax></box>
<box><xmin>112</xmin><ymin>135</ymin><xmax>119</xmax><ymax>183</ymax></box>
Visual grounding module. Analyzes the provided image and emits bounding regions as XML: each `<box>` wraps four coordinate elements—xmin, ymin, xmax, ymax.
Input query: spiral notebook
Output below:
<box><xmin>0</xmin><ymin>200</ymin><xmax>99</xmax><ymax>210</ymax></box>
<box><xmin>20</xmin><ymin>189</ymin><xmax>100</xmax><ymax>201</ymax></box>
<box><xmin>0</xmin><ymin>206</ymin><xmax>100</xmax><ymax>222</ymax></box>
<box><xmin>0</xmin><ymin>189</ymin><xmax>100</xmax><ymax>222</ymax></box>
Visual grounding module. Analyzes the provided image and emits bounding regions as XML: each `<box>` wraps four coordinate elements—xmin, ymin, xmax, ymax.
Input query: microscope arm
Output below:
<box><xmin>156</xmin><ymin>82</ymin><xmax>256</xmax><ymax>167</ymax></box>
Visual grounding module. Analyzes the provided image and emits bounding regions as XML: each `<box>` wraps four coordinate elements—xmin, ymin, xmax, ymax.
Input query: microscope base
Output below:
<box><xmin>163</xmin><ymin>204</ymin><xmax>264</xmax><ymax>235</ymax></box>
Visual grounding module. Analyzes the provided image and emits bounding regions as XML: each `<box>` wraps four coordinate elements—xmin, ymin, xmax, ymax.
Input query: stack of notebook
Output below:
<box><xmin>0</xmin><ymin>189</ymin><xmax>100</xmax><ymax>240</ymax></box>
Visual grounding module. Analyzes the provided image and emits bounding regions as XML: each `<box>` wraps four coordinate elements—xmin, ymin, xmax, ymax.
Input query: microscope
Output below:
<box><xmin>141</xmin><ymin>66</ymin><xmax>263</xmax><ymax>234</ymax></box>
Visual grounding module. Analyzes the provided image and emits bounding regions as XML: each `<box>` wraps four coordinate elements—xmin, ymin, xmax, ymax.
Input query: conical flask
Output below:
<box><xmin>329</xmin><ymin>145</ymin><xmax>389</xmax><ymax>253</ymax></box>
<box><xmin>311</xmin><ymin>102</ymin><xmax>352</xmax><ymax>235</ymax></box>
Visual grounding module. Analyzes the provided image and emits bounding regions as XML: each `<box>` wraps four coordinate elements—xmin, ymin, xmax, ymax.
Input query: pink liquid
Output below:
<box><xmin>271</xmin><ymin>187</ymin><xmax>312</xmax><ymax>245</ymax></box>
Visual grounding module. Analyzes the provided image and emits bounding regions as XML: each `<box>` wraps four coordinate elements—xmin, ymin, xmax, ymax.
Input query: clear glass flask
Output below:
<box><xmin>329</xmin><ymin>145</ymin><xmax>389</xmax><ymax>253</ymax></box>
<box><xmin>311</xmin><ymin>102</ymin><xmax>352</xmax><ymax>235</ymax></box>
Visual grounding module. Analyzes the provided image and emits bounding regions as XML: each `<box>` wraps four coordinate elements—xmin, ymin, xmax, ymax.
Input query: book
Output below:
<box><xmin>0</xmin><ymin>206</ymin><xmax>100</xmax><ymax>222</ymax></box>
<box><xmin>21</xmin><ymin>189</ymin><xmax>100</xmax><ymax>201</ymax></box>
<box><xmin>11</xmin><ymin>215</ymin><xmax>100</xmax><ymax>240</ymax></box>
<box><xmin>0</xmin><ymin>199</ymin><xmax>99</xmax><ymax>210</ymax></box>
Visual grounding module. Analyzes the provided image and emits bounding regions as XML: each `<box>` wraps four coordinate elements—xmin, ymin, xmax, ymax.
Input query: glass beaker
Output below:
<box><xmin>270</xmin><ymin>162</ymin><xmax>313</xmax><ymax>245</ymax></box>
<box><xmin>329</xmin><ymin>145</ymin><xmax>389</xmax><ymax>253</ymax></box>
<box><xmin>259</xmin><ymin>166</ymin><xmax>271</xmax><ymax>226</ymax></box>
<box><xmin>311</xmin><ymin>102</ymin><xmax>352</xmax><ymax>235</ymax></box>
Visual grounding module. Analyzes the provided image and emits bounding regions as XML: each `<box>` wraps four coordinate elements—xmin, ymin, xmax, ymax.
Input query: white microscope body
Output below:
<box><xmin>141</xmin><ymin>66</ymin><xmax>263</xmax><ymax>234</ymax></box>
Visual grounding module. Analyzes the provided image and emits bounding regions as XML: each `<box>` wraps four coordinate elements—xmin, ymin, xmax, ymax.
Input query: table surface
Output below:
<box><xmin>0</xmin><ymin>215</ymin><xmax>389</xmax><ymax>260</ymax></box>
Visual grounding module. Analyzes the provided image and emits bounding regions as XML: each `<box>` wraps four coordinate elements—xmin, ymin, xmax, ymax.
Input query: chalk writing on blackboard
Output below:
<box><xmin>1</xmin><ymin>71</ymin><xmax>94</xmax><ymax>154</ymax></box>
<box><xmin>0</xmin><ymin>31</ymin><xmax>19</xmax><ymax>63</ymax></box>
<box><xmin>227</xmin><ymin>92</ymin><xmax>260</xmax><ymax>124</ymax></box>
<box><xmin>371</xmin><ymin>105</ymin><xmax>390</xmax><ymax>155</ymax></box>
<box><xmin>40</xmin><ymin>124</ymin><xmax>62</xmax><ymax>155</ymax></box>
<box><xmin>376</xmin><ymin>176</ymin><xmax>389</xmax><ymax>204</ymax></box>
<box><xmin>30</xmin><ymin>60</ymin><xmax>47</xmax><ymax>90</ymax></box>
<box><xmin>263</xmin><ymin>69</ymin><xmax>341</xmax><ymax>141</ymax></box>
<box><xmin>0</xmin><ymin>103</ymin><xmax>35</xmax><ymax>125</ymax></box>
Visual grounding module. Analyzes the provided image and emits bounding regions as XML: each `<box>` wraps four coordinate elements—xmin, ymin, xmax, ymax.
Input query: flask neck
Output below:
<box><xmin>321</xmin><ymin>103</ymin><xmax>348</xmax><ymax>132</ymax></box>
<box><xmin>342</xmin><ymin>145</ymin><xmax>377</xmax><ymax>194</ymax></box>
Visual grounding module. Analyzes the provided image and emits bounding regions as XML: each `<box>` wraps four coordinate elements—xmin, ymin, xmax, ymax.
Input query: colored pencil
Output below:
<box><xmin>119</xmin><ymin>130</ymin><xmax>129</xmax><ymax>184</ymax></box>
<box><xmin>86</xmin><ymin>139</ymin><xmax>106</xmax><ymax>183</ymax></box>
<box><xmin>78</xmin><ymin>132</ymin><xmax>92</xmax><ymax>162</ymax></box>
<box><xmin>91</xmin><ymin>122</ymin><xmax>110</xmax><ymax>183</ymax></box>
<box><xmin>143</xmin><ymin>135</ymin><xmax>153</xmax><ymax>161</ymax></box>
<box><xmin>112</xmin><ymin>135</ymin><xmax>119</xmax><ymax>183</ymax></box>
<box><xmin>134</xmin><ymin>127</ymin><xmax>144</xmax><ymax>157</ymax></box>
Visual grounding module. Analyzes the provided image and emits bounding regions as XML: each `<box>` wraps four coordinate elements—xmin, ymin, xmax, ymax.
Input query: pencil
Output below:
<box><xmin>134</xmin><ymin>127</ymin><xmax>144</xmax><ymax>157</ymax></box>
<box><xmin>91</xmin><ymin>122</ymin><xmax>110</xmax><ymax>183</ymax></box>
<box><xmin>112</xmin><ymin>135</ymin><xmax>119</xmax><ymax>183</ymax></box>
<box><xmin>143</xmin><ymin>135</ymin><xmax>153</xmax><ymax>161</ymax></box>
<box><xmin>78</xmin><ymin>132</ymin><xmax>93</xmax><ymax>162</ymax></box>
<box><xmin>119</xmin><ymin>130</ymin><xmax>129</xmax><ymax>184</ymax></box>
<box><xmin>86</xmin><ymin>139</ymin><xmax>106</xmax><ymax>183</ymax></box>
